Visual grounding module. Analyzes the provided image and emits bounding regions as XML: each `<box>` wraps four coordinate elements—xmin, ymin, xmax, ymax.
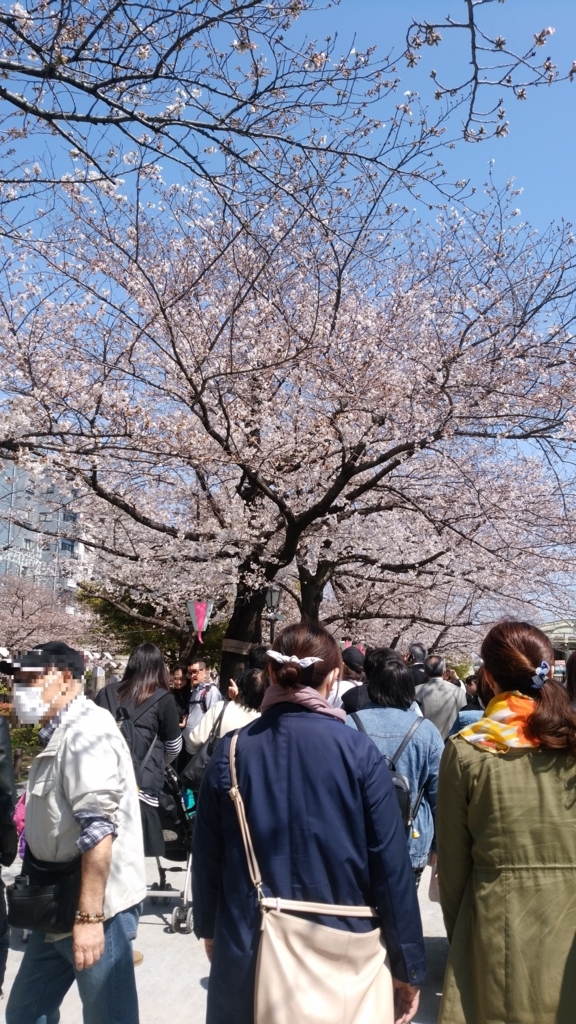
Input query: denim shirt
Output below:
<box><xmin>448</xmin><ymin>708</ymin><xmax>483</xmax><ymax>737</ymax></box>
<box><xmin>346</xmin><ymin>704</ymin><xmax>444</xmax><ymax>869</ymax></box>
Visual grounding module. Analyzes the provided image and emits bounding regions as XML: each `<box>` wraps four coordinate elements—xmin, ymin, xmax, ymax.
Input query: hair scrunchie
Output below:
<box><xmin>267</xmin><ymin>651</ymin><xmax>323</xmax><ymax>669</ymax></box>
<box><xmin>531</xmin><ymin>660</ymin><xmax>550</xmax><ymax>690</ymax></box>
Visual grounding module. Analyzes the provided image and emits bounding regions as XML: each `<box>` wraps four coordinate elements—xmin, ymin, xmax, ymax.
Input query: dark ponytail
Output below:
<box><xmin>481</xmin><ymin>620</ymin><xmax>576</xmax><ymax>757</ymax></box>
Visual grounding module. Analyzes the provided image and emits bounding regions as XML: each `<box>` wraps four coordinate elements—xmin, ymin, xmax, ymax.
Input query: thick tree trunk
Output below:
<box><xmin>298</xmin><ymin>561</ymin><xmax>333</xmax><ymax>622</ymax></box>
<box><xmin>219</xmin><ymin>583</ymin><xmax>267</xmax><ymax>692</ymax></box>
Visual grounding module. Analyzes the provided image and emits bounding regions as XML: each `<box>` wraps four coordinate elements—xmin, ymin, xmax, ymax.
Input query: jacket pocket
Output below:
<box><xmin>28</xmin><ymin>754</ymin><xmax>56</xmax><ymax>798</ymax></box>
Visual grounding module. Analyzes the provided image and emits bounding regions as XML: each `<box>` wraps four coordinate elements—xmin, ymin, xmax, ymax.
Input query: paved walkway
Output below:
<box><xmin>2</xmin><ymin>862</ymin><xmax>448</xmax><ymax>1023</ymax></box>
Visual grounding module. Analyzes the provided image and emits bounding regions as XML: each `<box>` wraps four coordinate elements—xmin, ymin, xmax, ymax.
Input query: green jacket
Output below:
<box><xmin>437</xmin><ymin>735</ymin><xmax>576</xmax><ymax>1024</ymax></box>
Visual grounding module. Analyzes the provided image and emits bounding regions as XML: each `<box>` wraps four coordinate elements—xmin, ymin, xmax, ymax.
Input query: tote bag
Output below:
<box><xmin>228</xmin><ymin>733</ymin><xmax>394</xmax><ymax>1024</ymax></box>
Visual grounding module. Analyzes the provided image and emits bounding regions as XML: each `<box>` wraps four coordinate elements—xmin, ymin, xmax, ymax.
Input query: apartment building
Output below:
<box><xmin>0</xmin><ymin>462</ymin><xmax>89</xmax><ymax>604</ymax></box>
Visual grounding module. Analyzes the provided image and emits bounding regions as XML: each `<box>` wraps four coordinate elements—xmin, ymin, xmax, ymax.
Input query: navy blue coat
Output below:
<box><xmin>192</xmin><ymin>704</ymin><xmax>426</xmax><ymax>1024</ymax></box>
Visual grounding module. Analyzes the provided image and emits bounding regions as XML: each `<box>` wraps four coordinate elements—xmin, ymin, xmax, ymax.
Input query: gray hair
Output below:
<box><xmin>408</xmin><ymin>642</ymin><xmax>427</xmax><ymax>664</ymax></box>
<box><xmin>425</xmin><ymin>655</ymin><xmax>445</xmax><ymax>678</ymax></box>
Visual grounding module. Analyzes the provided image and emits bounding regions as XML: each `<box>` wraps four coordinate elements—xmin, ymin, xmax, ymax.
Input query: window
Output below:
<box><xmin>62</xmin><ymin>511</ymin><xmax>78</xmax><ymax>523</ymax></box>
<box><xmin>23</xmin><ymin>539</ymin><xmax>31</xmax><ymax>550</ymax></box>
<box><xmin>60</xmin><ymin>540</ymin><xmax>74</xmax><ymax>553</ymax></box>
<box><xmin>39</xmin><ymin>513</ymin><xmax>51</xmax><ymax>522</ymax></box>
<box><xmin>46</xmin><ymin>485</ymin><xmax>55</xmax><ymax>494</ymax></box>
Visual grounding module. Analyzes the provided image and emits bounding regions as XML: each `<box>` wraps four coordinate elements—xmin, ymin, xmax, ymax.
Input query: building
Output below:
<box><xmin>0</xmin><ymin>462</ymin><xmax>90</xmax><ymax>606</ymax></box>
<box><xmin>543</xmin><ymin>620</ymin><xmax>576</xmax><ymax>656</ymax></box>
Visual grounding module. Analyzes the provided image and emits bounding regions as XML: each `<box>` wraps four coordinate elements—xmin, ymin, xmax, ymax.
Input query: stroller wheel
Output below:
<box><xmin>163</xmin><ymin>883</ymin><xmax>174</xmax><ymax>906</ymax></box>
<box><xmin>185</xmin><ymin>907</ymin><xmax>194</xmax><ymax>934</ymax></box>
<box><xmin>171</xmin><ymin>907</ymin><xmax>181</xmax><ymax>933</ymax></box>
<box><xmin>150</xmin><ymin>882</ymin><xmax>159</xmax><ymax>905</ymax></box>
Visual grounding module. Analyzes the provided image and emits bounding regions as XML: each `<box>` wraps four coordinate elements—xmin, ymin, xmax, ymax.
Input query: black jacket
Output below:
<box><xmin>0</xmin><ymin>719</ymin><xmax>15</xmax><ymax>822</ymax></box>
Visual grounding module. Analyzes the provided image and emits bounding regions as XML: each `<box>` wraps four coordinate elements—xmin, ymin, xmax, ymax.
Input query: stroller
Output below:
<box><xmin>147</xmin><ymin>765</ymin><xmax>195</xmax><ymax>933</ymax></box>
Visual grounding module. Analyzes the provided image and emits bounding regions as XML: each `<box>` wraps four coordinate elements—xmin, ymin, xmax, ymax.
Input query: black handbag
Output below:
<box><xmin>7</xmin><ymin>848</ymin><xmax>82</xmax><ymax>932</ymax></box>
<box><xmin>180</xmin><ymin>702</ymin><xmax>228</xmax><ymax>792</ymax></box>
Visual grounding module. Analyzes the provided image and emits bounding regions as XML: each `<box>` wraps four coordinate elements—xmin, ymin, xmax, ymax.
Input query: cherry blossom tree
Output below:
<box><xmin>0</xmin><ymin>0</ymin><xmax>570</xmax><ymax>217</ymax></box>
<box><xmin>314</xmin><ymin>450</ymin><xmax>576</xmax><ymax>656</ymax></box>
<box><xmin>0</xmin><ymin>171</ymin><xmax>575</xmax><ymax>675</ymax></box>
<box><xmin>0</xmin><ymin>574</ymin><xmax>97</xmax><ymax>650</ymax></box>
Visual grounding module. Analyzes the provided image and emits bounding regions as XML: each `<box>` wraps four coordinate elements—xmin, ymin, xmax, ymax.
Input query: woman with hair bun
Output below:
<box><xmin>437</xmin><ymin>619</ymin><xmax>576</xmax><ymax>1024</ymax></box>
<box><xmin>192</xmin><ymin>621</ymin><xmax>426</xmax><ymax>1024</ymax></box>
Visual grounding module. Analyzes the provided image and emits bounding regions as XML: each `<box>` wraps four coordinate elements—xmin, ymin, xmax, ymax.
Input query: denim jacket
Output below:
<box><xmin>347</xmin><ymin>705</ymin><xmax>444</xmax><ymax>869</ymax></box>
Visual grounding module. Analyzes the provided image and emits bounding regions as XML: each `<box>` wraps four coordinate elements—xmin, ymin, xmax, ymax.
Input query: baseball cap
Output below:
<box><xmin>3</xmin><ymin>641</ymin><xmax>85</xmax><ymax>680</ymax></box>
<box><xmin>342</xmin><ymin>646</ymin><xmax>365</xmax><ymax>672</ymax></box>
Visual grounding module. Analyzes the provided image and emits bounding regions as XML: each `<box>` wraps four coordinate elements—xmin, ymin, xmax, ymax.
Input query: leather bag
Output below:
<box><xmin>180</xmin><ymin>702</ymin><xmax>227</xmax><ymax>792</ymax></box>
<box><xmin>7</xmin><ymin>848</ymin><xmax>81</xmax><ymax>932</ymax></box>
<box><xmin>228</xmin><ymin>732</ymin><xmax>394</xmax><ymax>1024</ymax></box>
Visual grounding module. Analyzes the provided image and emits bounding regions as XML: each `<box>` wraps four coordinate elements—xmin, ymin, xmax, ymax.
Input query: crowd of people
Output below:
<box><xmin>0</xmin><ymin>621</ymin><xmax>575</xmax><ymax>1023</ymax></box>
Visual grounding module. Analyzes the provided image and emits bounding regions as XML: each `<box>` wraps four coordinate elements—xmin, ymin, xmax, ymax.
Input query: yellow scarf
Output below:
<box><xmin>459</xmin><ymin>691</ymin><xmax>539</xmax><ymax>753</ymax></box>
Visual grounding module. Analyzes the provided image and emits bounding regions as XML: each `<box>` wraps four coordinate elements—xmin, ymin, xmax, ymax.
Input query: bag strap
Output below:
<box><xmin>139</xmin><ymin>734</ymin><xmax>158</xmax><ymax>776</ymax></box>
<box><xmin>208</xmin><ymin>702</ymin><xmax>227</xmax><ymax>747</ymax></box>
<box><xmin>228</xmin><ymin>732</ymin><xmax>377</xmax><ymax>919</ymax></box>
<box><xmin>391</xmin><ymin>716</ymin><xmax>424</xmax><ymax>766</ymax></box>
<box><xmin>228</xmin><ymin>732</ymin><xmax>263</xmax><ymax>893</ymax></box>
<box><xmin>193</xmin><ymin>683</ymin><xmax>211</xmax><ymax>714</ymax></box>
<box><xmin>259</xmin><ymin>897</ymin><xmax>376</xmax><ymax>917</ymax></box>
<box><xmin>129</xmin><ymin>689</ymin><xmax>167</xmax><ymax>724</ymax></box>
<box><xmin>411</xmin><ymin>784</ymin><xmax>426</xmax><ymax>822</ymax></box>
<box><xmin>350</xmin><ymin>712</ymin><xmax>366</xmax><ymax>733</ymax></box>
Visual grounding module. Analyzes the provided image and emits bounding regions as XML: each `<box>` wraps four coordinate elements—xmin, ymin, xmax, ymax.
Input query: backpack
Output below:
<box><xmin>99</xmin><ymin>684</ymin><xmax>167</xmax><ymax>787</ymax></box>
<box><xmin>191</xmin><ymin>683</ymin><xmax>212</xmax><ymax>715</ymax></box>
<box><xmin>351</xmin><ymin>713</ymin><xmax>425</xmax><ymax>838</ymax></box>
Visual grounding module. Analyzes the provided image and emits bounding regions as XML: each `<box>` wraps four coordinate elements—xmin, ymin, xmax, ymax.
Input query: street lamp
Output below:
<box><xmin>265</xmin><ymin>585</ymin><xmax>284</xmax><ymax>644</ymax></box>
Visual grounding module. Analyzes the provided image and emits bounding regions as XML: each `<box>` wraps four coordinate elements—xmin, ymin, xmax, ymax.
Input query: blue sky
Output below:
<box><xmin>299</xmin><ymin>0</ymin><xmax>576</xmax><ymax>231</ymax></box>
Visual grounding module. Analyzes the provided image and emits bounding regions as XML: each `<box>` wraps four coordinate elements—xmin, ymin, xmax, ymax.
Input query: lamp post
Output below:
<box><xmin>265</xmin><ymin>585</ymin><xmax>283</xmax><ymax>644</ymax></box>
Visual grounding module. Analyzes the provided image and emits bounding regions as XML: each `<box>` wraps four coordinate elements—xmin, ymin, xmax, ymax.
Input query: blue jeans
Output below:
<box><xmin>5</xmin><ymin>905</ymin><xmax>140</xmax><ymax>1024</ymax></box>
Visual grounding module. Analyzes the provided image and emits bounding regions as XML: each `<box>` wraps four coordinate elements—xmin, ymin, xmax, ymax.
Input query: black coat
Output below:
<box><xmin>0</xmin><ymin>718</ymin><xmax>15</xmax><ymax>822</ymax></box>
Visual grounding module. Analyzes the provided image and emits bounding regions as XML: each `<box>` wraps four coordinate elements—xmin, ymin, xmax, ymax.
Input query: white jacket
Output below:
<box><xmin>184</xmin><ymin>701</ymin><xmax>260</xmax><ymax>755</ymax></box>
<box><xmin>25</xmin><ymin>695</ymin><xmax>146</xmax><ymax>920</ymax></box>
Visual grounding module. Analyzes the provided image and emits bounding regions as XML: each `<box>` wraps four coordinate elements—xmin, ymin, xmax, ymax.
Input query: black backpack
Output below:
<box><xmin>98</xmin><ymin>684</ymin><xmax>166</xmax><ymax>787</ymax></box>
<box><xmin>351</xmin><ymin>713</ymin><xmax>426</xmax><ymax>837</ymax></box>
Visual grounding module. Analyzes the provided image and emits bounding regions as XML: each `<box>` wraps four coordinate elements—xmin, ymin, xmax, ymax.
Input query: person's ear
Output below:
<box><xmin>228</xmin><ymin>679</ymin><xmax>239</xmax><ymax>700</ymax></box>
<box><xmin>320</xmin><ymin>668</ymin><xmax>338</xmax><ymax>697</ymax></box>
<box><xmin>484</xmin><ymin>669</ymin><xmax>498</xmax><ymax>694</ymax></box>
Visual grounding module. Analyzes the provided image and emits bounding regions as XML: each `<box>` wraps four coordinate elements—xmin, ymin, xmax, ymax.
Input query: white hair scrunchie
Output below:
<box><xmin>267</xmin><ymin>651</ymin><xmax>323</xmax><ymax>669</ymax></box>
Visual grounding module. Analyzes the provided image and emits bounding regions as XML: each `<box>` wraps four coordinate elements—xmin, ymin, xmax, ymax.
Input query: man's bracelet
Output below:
<box><xmin>75</xmin><ymin>910</ymin><xmax>105</xmax><ymax>924</ymax></box>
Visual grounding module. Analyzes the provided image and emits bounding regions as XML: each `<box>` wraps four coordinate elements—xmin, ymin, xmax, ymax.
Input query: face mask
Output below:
<box><xmin>13</xmin><ymin>683</ymin><xmax>51</xmax><ymax>725</ymax></box>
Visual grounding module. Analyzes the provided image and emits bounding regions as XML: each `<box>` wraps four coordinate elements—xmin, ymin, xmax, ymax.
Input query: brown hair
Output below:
<box><xmin>566</xmin><ymin>650</ymin><xmax>576</xmax><ymax>704</ymax></box>
<box><xmin>475</xmin><ymin>666</ymin><xmax>493</xmax><ymax>709</ymax></box>
<box><xmin>481</xmin><ymin>620</ymin><xmax>576</xmax><ymax>756</ymax></box>
<box><xmin>268</xmin><ymin>621</ymin><xmax>343</xmax><ymax>691</ymax></box>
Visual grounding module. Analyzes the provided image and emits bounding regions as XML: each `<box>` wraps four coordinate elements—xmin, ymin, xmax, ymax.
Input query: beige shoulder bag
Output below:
<box><xmin>228</xmin><ymin>732</ymin><xmax>394</xmax><ymax>1024</ymax></box>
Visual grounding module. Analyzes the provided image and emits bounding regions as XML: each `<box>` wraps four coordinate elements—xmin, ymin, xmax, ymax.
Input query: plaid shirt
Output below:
<box><xmin>39</xmin><ymin>708</ymin><xmax>117</xmax><ymax>854</ymax></box>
